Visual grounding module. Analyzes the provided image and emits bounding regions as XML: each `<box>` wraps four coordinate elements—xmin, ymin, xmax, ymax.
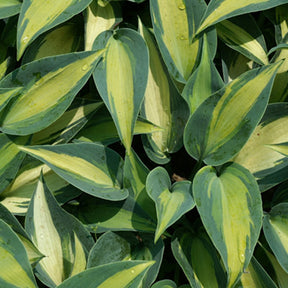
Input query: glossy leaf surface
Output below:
<box><xmin>0</xmin><ymin>51</ymin><xmax>103</xmax><ymax>135</ymax></box>
<box><xmin>150</xmin><ymin>0</ymin><xmax>207</xmax><ymax>83</ymax></box>
<box><xmin>146</xmin><ymin>167</ymin><xmax>194</xmax><ymax>242</ymax></box>
<box><xmin>88</xmin><ymin>231</ymin><xmax>164</xmax><ymax>288</ymax></box>
<box><xmin>193</xmin><ymin>163</ymin><xmax>263</xmax><ymax>287</ymax></box>
<box><xmin>93</xmin><ymin>28</ymin><xmax>148</xmax><ymax>152</ymax></box>
<box><xmin>197</xmin><ymin>0</ymin><xmax>288</xmax><ymax>34</ymax></box>
<box><xmin>19</xmin><ymin>142</ymin><xmax>128</xmax><ymax>201</ymax></box>
<box><xmin>234</xmin><ymin>103</ymin><xmax>288</xmax><ymax>192</ymax></box>
<box><xmin>25</xmin><ymin>173</ymin><xmax>94</xmax><ymax>287</ymax></box>
<box><xmin>184</xmin><ymin>62</ymin><xmax>281</xmax><ymax>166</ymax></box>
<box><xmin>263</xmin><ymin>203</ymin><xmax>288</xmax><ymax>273</ymax></box>
<box><xmin>57</xmin><ymin>260</ymin><xmax>154</xmax><ymax>288</ymax></box>
<box><xmin>0</xmin><ymin>219</ymin><xmax>37</xmax><ymax>288</ymax></box>
<box><xmin>17</xmin><ymin>0</ymin><xmax>92</xmax><ymax>58</ymax></box>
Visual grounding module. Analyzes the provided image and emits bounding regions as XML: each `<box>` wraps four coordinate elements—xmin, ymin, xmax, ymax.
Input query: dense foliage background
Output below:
<box><xmin>1</xmin><ymin>0</ymin><xmax>288</xmax><ymax>287</ymax></box>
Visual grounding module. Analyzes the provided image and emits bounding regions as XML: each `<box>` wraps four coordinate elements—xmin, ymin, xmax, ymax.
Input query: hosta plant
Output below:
<box><xmin>1</xmin><ymin>0</ymin><xmax>288</xmax><ymax>287</ymax></box>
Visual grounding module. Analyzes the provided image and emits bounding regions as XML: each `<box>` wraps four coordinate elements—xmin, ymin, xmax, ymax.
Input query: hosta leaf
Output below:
<box><xmin>150</xmin><ymin>0</ymin><xmax>206</xmax><ymax>82</ymax></box>
<box><xmin>0</xmin><ymin>134</ymin><xmax>28</xmax><ymax>194</ymax></box>
<box><xmin>276</xmin><ymin>5</ymin><xmax>288</xmax><ymax>43</ymax></box>
<box><xmin>70</xmin><ymin>233</ymin><xmax>87</xmax><ymax>277</ymax></box>
<box><xmin>146</xmin><ymin>167</ymin><xmax>194</xmax><ymax>242</ymax></box>
<box><xmin>0</xmin><ymin>0</ymin><xmax>21</xmax><ymax>19</ymax></box>
<box><xmin>197</xmin><ymin>0</ymin><xmax>288</xmax><ymax>34</ymax></box>
<box><xmin>184</xmin><ymin>61</ymin><xmax>282</xmax><ymax>166</ymax></box>
<box><xmin>216</xmin><ymin>14</ymin><xmax>269</xmax><ymax>65</ymax></box>
<box><xmin>19</xmin><ymin>142</ymin><xmax>128</xmax><ymax>201</ymax></box>
<box><xmin>182</xmin><ymin>33</ymin><xmax>224</xmax><ymax>114</ymax></box>
<box><xmin>139</xmin><ymin>19</ymin><xmax>189</xmax><ymax>164</ymax></box>
<box><xmin>87</xmin><ymin>231</ymin><xmax>164</xmax><ymax>288</ymax></box>
<box><xmin>262</xmin><ymin>243</ymin><xmax>288</xmax><ymax>288</ymax></box>
<box><xmin>93</xmin><ymin>28</ymin><xmax>148</xmax><ymax>152</ymax></box>
<box><xmin>0</xmin><ymin>51</ymin><xmax>103</xmax><ymax>135</ymax></box>
<box><xmin>151</xmin><ymin>280</ymin><xmax>177</xmax><ymax>288</ymax></box>
<box><xmin>76</xmin><ymin>106</ymin><xmax>162</xmax><ymax>145</ymax></box>
<box><xmin>0</xmin><ymin>203</ymin><xmax>43</xmax><ymax>266</ymax></box>
<box><xmin>124</xmin><ymin>148</ymin><xmax>156</xmax><ymax>218</ymax></box>
<box><xmin>0</xmin><ymin>87</ymin><xmax>22</xmax><ymax>113</ymax></box>
<box><xmin>22</xmin><ymin>20</ymin><xmax>83</xmax><ymax>64</ymax></box>
<box><xmin>25</xmin><ymin>173</ymin><xmax>94</xmax><ymax>287</ymax></box>
<box><xmin>235</xmin><ymin>257</ymin><xmax>277</xmax><ymax>288</ymax></box>
<box><xmin>272</xmin><ymin>180</ymin><xmax>288</xmax><ymax>206</ymax></box>
<box><xmin>193</xmin><ymin>163</ymin><xmax>263</xmax><ymax>287</ymax></box>
<box><xmin>263</xmin><ymin>203</ymin><xmax>288</xmax><ymax>273</ymax></box>
<box><xmin>221</xmin><ymin>47</ymin><xmax>253</xmax><ymax>83</ymax></box>
<box><xmin>84</xmin><ymin>0</ymin><xmax>121</xmax><ymax>51</ymax></box>
<box><xmin>66</xmin><ymin>194</ymin><xmax>156</xmax><ymax>233</ymax></box>
<box><xmin>270</xmin><ymin>52</ymin><xmax>288</xmax><ymax>103</ymax></box>
<box><xmin>31</xmin><ymin>100</ymin><xmax>103</xmax><ymax>145</ymax></box>
<box><xmin>0</xmin><ymin>159</ymin><xmax>81</xmax><ymax>215</ymax></box>
<box><xmin>17</xmin><ymin>0</ymin><xmax>92</xmax><ymax>59</ymax></box>
<box><xmin>0</xmin><ymin>58</ymin><xmax>9</xmax><ymax>81</ymax></box>
<box><xmin>171</xmin><ymin>227</ymin><xmax>226</xmax><ymax>288</ymax></box>
<box><xmin>0</xmin><ymin>219</ymin><xmax>37</xmax><ymax>288</ymax></box>
<box><xmin>234</xmin><ymin>103</ymin><xmax>288</xmax><ymax>192</ymax></box>
<box><xmin>57</xmin><ymin>260</ymin><xmax>154</xmax><ymax>288</ymax></box>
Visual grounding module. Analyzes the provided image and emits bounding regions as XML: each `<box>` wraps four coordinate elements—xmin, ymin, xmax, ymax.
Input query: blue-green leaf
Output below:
<box><xmin>146</xmin><ymin>167</ymin><xmax>194</xmax><ymax>242</ymax></box>
<box><xmin>19</xmin><ymin>142</ymin><xmax>128</xmax><ymax>201</ymax></box>
<box><xmin>184</xmin><ymin>61</ymin><xmax>282</xmax><ymax>166</ymax></box>
<box><xmin>193</xmin><ymin>163</ymin><xmax>263</xmax><ymax>287</ymax></box>
<box><xmin>93</xmin><ymin>28</ymin><xmax>148</xmax><ymax>152</ymax></box>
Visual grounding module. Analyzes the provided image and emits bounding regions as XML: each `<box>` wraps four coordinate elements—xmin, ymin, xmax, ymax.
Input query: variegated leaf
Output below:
<box><xmin>263</xmin><ymin>203</ymin><xmax>288</xmax><ymax>273</ymax></box>
<box><xmin>124</xmin><ymin>148</ymin><xmax>156</xmax><ymax>218</ymax></box>
<box><xmin>31</xmin><ymin>100</ymin><xmax>103</xmax><ymax>145</ymax></box>
<box><xmin>57</xmin><ymin>260</ymin><xmax>154</xmax><ymax>288</ymax></box>
<box><xmin>221</xmin><ymin>46</ymin><xmax>253</xmax><ymax>82</ymax></box>
<box><xmin>0</xmin><ymin>134</ymin><xmax>28</xmax><ymax>194</ymax></box>
<box><xmin>234</xmin><ymin>103</ymin><xmax>288</xmax><ymax>192</ymax></box>
<box><xmin>25</xmin><ymin>173</ymin><xmax>94</xmax><ymax>287</ymax></box>
<box><xmin>151</xmin><ymin>280</ymin><xmax>177</xmax><ymax>288</ymax></box>
<box><xmin>67</xmin><ymin>194</ymin><xmax>156</xmax><ymax>234</ymax></box>
<box><xmin>146</xmin><ymin>167</ymin><xmax>194</xmax><ymax>242</ymax></box>
<box><xmin>262</xmin><ymin>243</ymin><xmax>288</xmax><ymax>287</ymax></box>
<box><xmin>150</xmin><ymin>0</ymin><xmax>207</xmax><ymax>82</ymax></box>
<box><xmin>270</xmin><ymin>39</ymin><xmax>288</xmax><ymax>103</ymax></box>
<box><xmin>17</xmin><ymin>0</ymin><xmax>92</xmax><ymax>58</ymax></box>
<box><xmin>84</xmin><ymin>0</ymin><xmax>121</xmax><ymax>51</ymax></box>
<box><xmin>216</xmin><ymin>14</ymin><xmax>269</xmax><ymax>65</ymax></box>
<box><xmin>0</xmin><ymin>159</ymin><xmax>81</xmax><ymax>215</ymax></box>
<box><xmin>235</xmin><ymin>257</ymin><xmax>278</xmax><ymax>288</ymax></box>
<box><xmin>197</xmin><ymin>0</ymin><xmax>288</xmax><ymax>34</ymax></box>
<box><xmin>193</xmin><ymin>163</ymin><xmax>263</xmax><ymax>287</ymax></box>
<box><xmin>184</xmin><ymin>61</ymin><xmax>282</xmax><ymax>166</ymax></box>
<box><xmin>0</xmin><ymin>51</ymin><xmax>103</xmax><ymax>135</ymax></box>
<box><xmin>93</xmin><ymin>28</ymin><xmax>148</xmax><ymax>152</ymax></box>
<box><xmin>0</xmin><ymin>219</ymin><xmax>37</xmax><ymax>288</ymax></box>
<box><xmin>0</xmin><ymin>87</ymin><xmax>22</xmax><ymax>113</ymax></box>
<box><xmin>19</xmin><ymin>142</ymin><xmax>128</xmax><ymax>201</ymax></box>
<box><xmin>0</xmin><ymin>0</ymin><xmax>21</xmax><ymax>19</ymax></box>
<box><xmin>0</xmin><ymin>203</ymin><xmax>43</xmax><ymax>267</ymax></box>
<box><xmin>139</xmin><ymin>19</ymin><xmax>189</xmax><ymax>164</ymax></box>
<box><xmin>22</xmin><ymin>21</ymin><xmax>83</xmax><ymax>64</ymax></box>
<box><xmin>182</xmin><ymin>33</ymin><xmax>224</xmax><ymax>114</ymax></box>
<box><xmin>171</xmin><ymin>227</ymin><xmax>226</xmax><ymax>288</ymax></box>
<box><xmin>87</xmin><ymin>231</ymin><xmax>164</xmax><ymax>288</ymax></box>
<box><xmin>76</xmin><ymin>106</ymin><xmax>162</xmax><ymax>146</ymax></box>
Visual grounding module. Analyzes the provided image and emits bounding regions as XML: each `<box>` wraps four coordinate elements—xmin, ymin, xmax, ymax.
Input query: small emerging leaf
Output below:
<box><xmin>146</xmin><ymin>167</ymin><xmax>194</xmax><ymax>242</ymax></box>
